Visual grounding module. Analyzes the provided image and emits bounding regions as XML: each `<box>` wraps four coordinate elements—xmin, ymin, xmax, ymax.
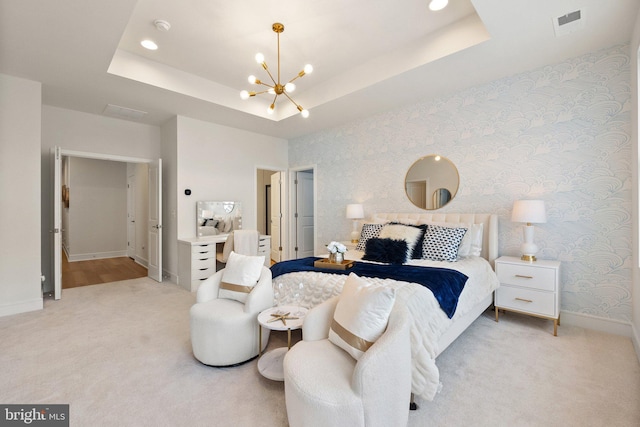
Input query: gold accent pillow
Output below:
<box><xmin>217</xmin><ymin>251</ymin><xmax>265</xmax><ymax>303</ymax></box>
<box><xmin>328</xmin><ymin>273</ymin><xmax>396</xmax><ymax>360</ymax></box>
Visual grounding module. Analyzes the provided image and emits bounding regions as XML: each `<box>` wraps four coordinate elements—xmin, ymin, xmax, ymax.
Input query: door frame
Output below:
<box><xmin>52</xmin><ymin>148</ymin><xmax>158</xmax><ymax>299</ymax></box>
<box><xmin>288</xmin><ymin>165</ymin><xmax>317</xmax><ymax>259</ymax></box>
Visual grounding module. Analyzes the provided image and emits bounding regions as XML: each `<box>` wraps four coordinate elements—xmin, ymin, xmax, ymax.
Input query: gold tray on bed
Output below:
<box><xmin>313</xmin><ymin>259</ymin><xmax>355</xmax><ymax>270</ymax></box>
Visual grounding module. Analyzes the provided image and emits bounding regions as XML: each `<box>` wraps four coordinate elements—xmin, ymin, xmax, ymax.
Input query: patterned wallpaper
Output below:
<box><xmin>289</xmin><ymin>44</ymin><xmax>632</xmax><ymax>323</ymax></box>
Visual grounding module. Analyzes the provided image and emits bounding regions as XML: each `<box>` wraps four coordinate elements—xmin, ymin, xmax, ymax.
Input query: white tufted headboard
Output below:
<box><xmin>370</xmin><ymin>213</ymin><xmax>499</xmax><ymax>266</ymax></box>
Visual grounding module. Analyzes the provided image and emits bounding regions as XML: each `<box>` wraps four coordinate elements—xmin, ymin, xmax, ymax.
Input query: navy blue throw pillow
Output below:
<box><xmin>362</xmin><ymin>238</ymin><xmax>409</xmax><ymax>265</ymax></box>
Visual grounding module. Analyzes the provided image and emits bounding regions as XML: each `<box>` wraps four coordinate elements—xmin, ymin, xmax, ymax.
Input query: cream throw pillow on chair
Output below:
<box><xmin>218</xmin><ymin>251</ymin><xmax>265</xmax><ymax>303</ymax></box>
<box><xmin>328</xmin><ymin>273</ymin><xmax>396</xmax><ymax>360</ymax></box>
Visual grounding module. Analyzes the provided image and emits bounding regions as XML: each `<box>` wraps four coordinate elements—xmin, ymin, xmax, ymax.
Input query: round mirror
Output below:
<box><xmin>405</xmin><ymin>155</ymin><xmax>459</xmax><ymax>210</ymax></box>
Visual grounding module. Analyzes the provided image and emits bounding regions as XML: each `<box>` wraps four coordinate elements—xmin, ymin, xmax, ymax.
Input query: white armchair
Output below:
<box><xmin>283</xmin><ymin>295</ymin><xmax>412</xmax><ymax>427</ymax></box>
<box><xmin>190</xmin><ymin>264</ymin><xmax>273</xmax><ymax>366</ymax></box>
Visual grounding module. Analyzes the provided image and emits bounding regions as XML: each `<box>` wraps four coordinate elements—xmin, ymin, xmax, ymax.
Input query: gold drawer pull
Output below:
<box><xmin>515</xmin><ymin>297</ymin><xmax>533</xmax><ymax>303</ymax></box>
<box><xmin>515</xmin><ymin>274</ymin><xmax>533</xmax><ymax>279</ymax></box>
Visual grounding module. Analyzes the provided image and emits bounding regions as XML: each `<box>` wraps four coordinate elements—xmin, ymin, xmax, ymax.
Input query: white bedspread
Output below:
<box><xmin>273</xmin><ymin>255</ymin><xmax>499</xmax><ymax>401</ymax></box>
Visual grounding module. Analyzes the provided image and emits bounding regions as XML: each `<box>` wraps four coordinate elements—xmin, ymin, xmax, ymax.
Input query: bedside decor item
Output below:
<box><xmin>511</xmin><ymin>200</ymin><xmax>547</xmax><ymax>262</ymax></box>
<box><xmin>240</xmin><ymin>22</ymin><xmax>313</xmax><ymax>118</ymax></box>
<box><xmin>346</xmin><ymin>204</ymin><xmax>365</xmax><ymax>243</ymax></box>
<box><xmin>326</xmin><ymin>241</ymin><xmax>347</xmax><ymax>263</ymax></box>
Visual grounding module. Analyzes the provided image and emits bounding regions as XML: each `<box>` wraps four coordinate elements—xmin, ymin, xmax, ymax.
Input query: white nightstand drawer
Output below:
<box><xmin>495</xmin><ymin>286</ymin><xmax>556</xmax><ymax>318</ymax></box>
<box><xmin>496</xmin><ymin>263</ymin><xmax>556</xmax><ymax>292</ymax></box>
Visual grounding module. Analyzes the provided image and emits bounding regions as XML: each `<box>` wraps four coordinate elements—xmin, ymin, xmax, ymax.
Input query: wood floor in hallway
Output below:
<box><xmin>62</xmin><ymin>251</ymin><xmax>148</xmax><ymax>289</ymax></box>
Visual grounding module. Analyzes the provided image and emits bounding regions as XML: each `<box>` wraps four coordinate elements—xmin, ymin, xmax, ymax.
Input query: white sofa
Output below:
<box><xmin>283</xmin><ymin>296</ymin><xmax>412</xmax><ymax>427</ymax></box>
<box><xmin>190</xmin><ymin>265</ymin><xmax>273</xmax><ymax>366</ymax></box>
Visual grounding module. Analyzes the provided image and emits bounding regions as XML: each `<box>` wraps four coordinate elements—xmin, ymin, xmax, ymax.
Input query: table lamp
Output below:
<box><xmin>511</xmin><ymin>200</ymin><xmax>546</xmax><ymax>262</ymax></box>
<box><xmin>346</xmin><ymin>204</ymin><xmax>365</xmax><ymax>243</ymax></box>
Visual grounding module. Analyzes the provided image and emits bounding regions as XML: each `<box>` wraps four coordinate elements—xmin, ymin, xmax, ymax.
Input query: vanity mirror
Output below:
<box><xmin>405</xmin><ymin>155</ymin><xmax>459</xmax><ymax>210</ymax></box>
<box><xmin>196</xmin><ymin>201</ymin><xmax>242</xmax><ymax>237</ymax></box>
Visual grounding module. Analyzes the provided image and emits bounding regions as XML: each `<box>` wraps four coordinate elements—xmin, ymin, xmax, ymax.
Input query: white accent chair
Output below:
<box><xmin>283</xmin><ymin>296</ymin><xmax>412</xmax><ymax>427</ymax></box>
<box><xmin>190</xmin><ymin>265</ymin><xmax>273</xmax><ymax>366</ymax></box>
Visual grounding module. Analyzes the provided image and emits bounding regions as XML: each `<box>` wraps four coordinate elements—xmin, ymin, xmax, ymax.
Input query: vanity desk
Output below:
<box><xmin>178</xmin><ymin>234</ymin><xmax>271</xmax><ymax>292</ymax></box>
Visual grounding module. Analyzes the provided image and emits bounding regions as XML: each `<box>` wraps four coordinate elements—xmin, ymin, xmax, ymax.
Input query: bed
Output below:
<box><xmin>271</xmin><ymin>213</ymin><xmax>500</xmax><ymax>402</ymax></box>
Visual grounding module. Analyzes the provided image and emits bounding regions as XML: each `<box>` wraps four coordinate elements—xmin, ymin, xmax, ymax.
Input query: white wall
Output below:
<box><xmin>160</xmin><ymin>116</ymin><xmax>288</xmax><ymax>281</ymax></box>
<box><xmin>66</xmin><ymin>157</ymin><xmax>127</xmax><ymax>260</ymax></box>
<box><xmin>0</xmin><ymin>73</ymin><xmax>42</xmax><ymax>316</ymax></box>
<box><xmin>41</xmin><ymin>106</ymin><xmax>161</xmax><ymax>291</ymax></box>
<box><xmin>290</xmin><ymin>43</ymin><xmax>633</xmax><ymax>333</ymax></box>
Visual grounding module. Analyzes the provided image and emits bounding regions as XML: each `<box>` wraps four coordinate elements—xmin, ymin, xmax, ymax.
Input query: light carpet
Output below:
<box><xmin>0</xmin><ymin>278</ymin><xmax>638</xmax><ymax>426</ymax></box>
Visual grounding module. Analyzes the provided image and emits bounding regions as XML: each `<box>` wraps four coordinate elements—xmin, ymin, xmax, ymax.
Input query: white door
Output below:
<box><xmin>270</xmin><ymin>171</ymin><xmax>285</xmax><ymax>262</ymax></box>
<box><xmin>294</xmin><ymin>171</ymin><xmax>314</xmax><ymax>259</ymax></box>
<box><xmin>148</xmin><ymin>159</ymin><xmax>162</xmax><ymax>282</ymax></box>
<box><xmin>127</xmin><ymin>174</ymin><xmax>136</xmax><ymax>259</ymax></box>
<box><xmin>406</xmin><ymin>181</ymin><xmax>427</xmax><ymax>209</ymax></box>
<box><xmin>53</xmin><ymin>147</ymin><xmax>62</xmax><ymax>300</ymax></box>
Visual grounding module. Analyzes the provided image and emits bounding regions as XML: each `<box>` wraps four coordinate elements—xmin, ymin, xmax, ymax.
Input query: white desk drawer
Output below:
<box><xmin>192</xmin><ymin>267</ymin><xmax>215</xmax><ymax>281</ymax></box>
<box><xmin>496</xmin><ymin>263</ymin><xmax>556</xmax><ymax>292</ymax></box>
<box><xmin>191</xmin><ymin>243</ymin><xmax>217</xmax><ymax>256</ymax></box>
<box><xmin>495</xmin><ymin>285</ymin><xmax>556</xmax><ymax>318</ymax></box>
<box><xmin>191</xmin><ymin>256</ymin><xmax>216</xmax><ymax>271</ymax></box>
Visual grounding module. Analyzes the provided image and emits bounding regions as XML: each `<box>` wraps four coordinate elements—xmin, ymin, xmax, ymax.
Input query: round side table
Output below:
<box><xmin>257</xmin><ymin>305</ymin><xmax>308</xmax><ymax>381</ymax></box>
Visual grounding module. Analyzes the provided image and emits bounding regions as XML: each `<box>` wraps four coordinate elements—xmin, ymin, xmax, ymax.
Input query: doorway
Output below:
<box><xmin>290</xmin><ymin>168</ymin><xmax>315</xmax><ymax>259</ymax></box>
<box><xmin>52</xmin><ymin>148</ymin><xmax>162</xmax><ymax>299</ymax></box>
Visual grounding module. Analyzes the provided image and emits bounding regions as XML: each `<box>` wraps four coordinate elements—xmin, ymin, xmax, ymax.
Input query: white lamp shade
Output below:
<box><xmin>511</xmin><ymin>200</ymin><xmax>546</xmax><ymax>224</ymax></box>
<box><xmin>346</xmin><ymin>204</ymin><xmax>364</xmax><ymax>219</ymax></box>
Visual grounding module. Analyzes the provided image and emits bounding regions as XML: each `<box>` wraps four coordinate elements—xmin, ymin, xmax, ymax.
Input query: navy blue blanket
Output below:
<box><xmin>270</xmin><ymin>257</ymin><xmax>468</xmax><ymax>318</ymax></box>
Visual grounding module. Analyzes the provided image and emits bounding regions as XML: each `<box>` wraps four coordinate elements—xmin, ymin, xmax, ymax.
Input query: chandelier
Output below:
<box><xmin>240</xmin><ymin>23</ymin><xmax>313</xmax><ymax>118</ymax></box>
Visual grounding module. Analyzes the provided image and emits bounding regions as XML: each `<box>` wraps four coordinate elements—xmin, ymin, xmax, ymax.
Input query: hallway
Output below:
<box><xmin>62</xmin><ymin>251</ymin><xmax>148</xmax><ymax>288</ymax></box>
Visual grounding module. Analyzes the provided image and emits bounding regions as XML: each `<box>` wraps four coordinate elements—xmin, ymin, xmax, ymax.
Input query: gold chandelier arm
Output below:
<box><xmin>251</xmin><ymin>88</ymin><xmax>274</xmax><ymax>96</ymax></box>
<box><xmin>282</xmin><ymin>91</ymin><xmax>302</xmax><ymax>109</ymax></box>
<box><xmin>288</xmin><ymin>70</ymin><xmax>307</xmax><ymax>84</ymax></box>
<box><xmin>261</xmin><ymin>64</ymin><xmax>278</xmax><ymax>86</ymax></box>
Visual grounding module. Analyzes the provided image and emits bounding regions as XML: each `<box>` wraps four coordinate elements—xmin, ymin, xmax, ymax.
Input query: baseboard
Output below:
<box><xmin>560</xmin><ymin>310</ymin><xmax>632</xmax><ymax>337</ymax></box>
<box><xmin>163</xmin><ymin>269</ymin><xmax>178</xmax><ymax>285</ymax></box>
<box><xmin>0</xmin><ymin>297</ymin><xmax>43</xmax><ymax>318</ymax></box>
<box><xmin>67</xmin><ymin>250</ymin><xmax>128</xmax><ymax>262</ymax></box>
<box><xmin>133</xmin><ymin>255</ymin><xmax>148</xmax><ymax>268</ymax></box>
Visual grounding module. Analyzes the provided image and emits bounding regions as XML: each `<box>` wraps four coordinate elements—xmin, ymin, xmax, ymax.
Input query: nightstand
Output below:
<box><xmin>494</xmin><ymin>256</ymin><xmax>561</xmax><ymax>336</ymax></box>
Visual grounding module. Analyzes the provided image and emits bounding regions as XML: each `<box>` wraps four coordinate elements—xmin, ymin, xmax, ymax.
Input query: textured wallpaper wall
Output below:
<box><xmin>289</xmin><ymin>44</ymin><xmax>632</xmax><ymax>322</ymax></box>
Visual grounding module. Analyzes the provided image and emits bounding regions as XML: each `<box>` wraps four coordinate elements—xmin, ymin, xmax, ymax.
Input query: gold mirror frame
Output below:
<box><xmin>404</xmin><ymin>155</ymin><xmax>459</xmax><ymax>210</ymax></box>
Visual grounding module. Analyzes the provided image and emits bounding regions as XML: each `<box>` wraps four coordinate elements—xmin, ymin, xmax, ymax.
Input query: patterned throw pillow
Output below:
<box><xmin>421</xmin><ymin>225</ymin><xmax>467</xmax><ymax>262</ymax></box>
<box><xmin>355</xmin><ymin>223</ymin><xmax>385</xmax><ymax>251</ymax></box>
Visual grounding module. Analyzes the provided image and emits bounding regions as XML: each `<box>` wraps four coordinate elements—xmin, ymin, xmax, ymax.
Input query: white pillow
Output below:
<box><xmin>218</xmin><ymin>251</ymin><xmax>265</xmax><ymax>303</ymax></box>
<box><xmin>422</xmin><ymin>221</ymin><xmax>483</xmax><ymax>257</ymax></box>
<box><xmin>378</xmin><ymin>223</ymin><xmax>423</xmax><ymax>261</ymax></box>
<box><xmin>328</xmin><ymin>273</ymin><xmax>396</xmax><ymax>360</ymax></box>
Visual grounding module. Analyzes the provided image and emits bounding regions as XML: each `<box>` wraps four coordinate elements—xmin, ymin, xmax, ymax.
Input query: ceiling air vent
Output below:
<box><xmin>103</xmin><ymin>104</ymin><xmax>148</xmax><ymax>121</ymax></box>
<box><xmin>553</xmin><ymin>10</ymin><xmax>584</xmax><ymax>37</ymax></box>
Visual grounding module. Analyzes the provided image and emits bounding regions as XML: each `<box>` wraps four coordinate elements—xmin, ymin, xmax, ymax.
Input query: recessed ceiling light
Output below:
<box><xmin>141</xmin><ymin>39</ymin><xmax>158</xmax><ymax>50</ymax></box>
<box><xmin>429</xmin><ymin>0</ymin><xmax>448</xmax><ymax>11</ymax></box>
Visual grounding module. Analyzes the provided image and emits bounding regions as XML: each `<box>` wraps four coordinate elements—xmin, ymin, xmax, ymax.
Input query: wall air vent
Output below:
<box><xmin>103</xmin><ymin>104</ymin><xmax>148</xmax><ymax>121</ymax></box>
<box><xmin>553</xmin><ymin>10</ymin><xmax>584</xmax><ymax>37</ymax></box>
